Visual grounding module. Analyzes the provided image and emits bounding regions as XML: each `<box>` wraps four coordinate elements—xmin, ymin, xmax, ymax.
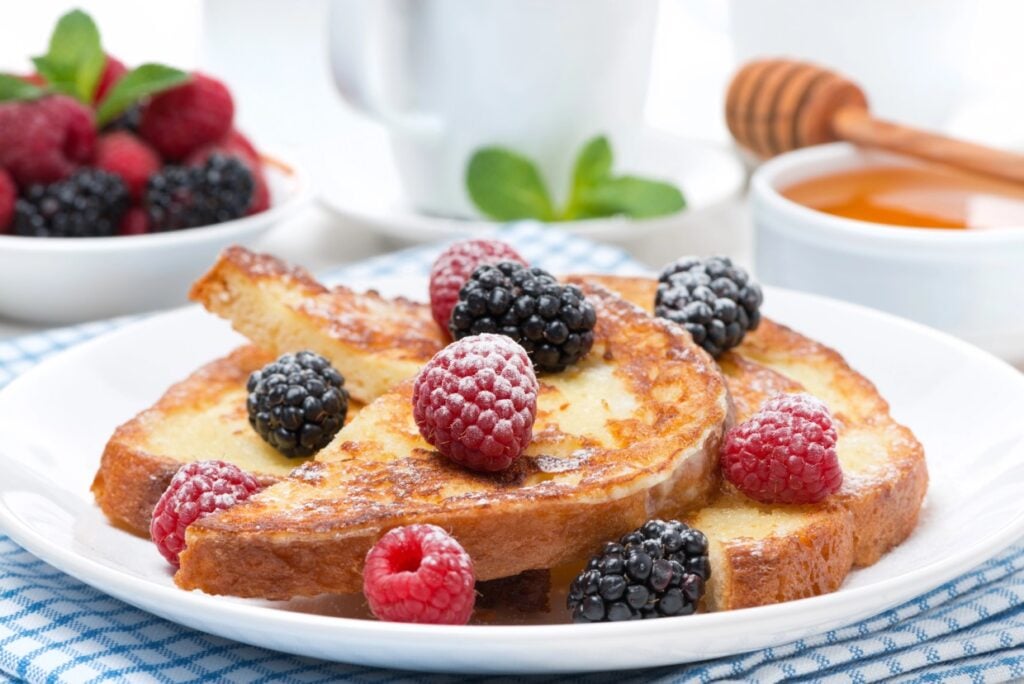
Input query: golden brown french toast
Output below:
<box><xmin>95</xmin><ymin>248</ymin><xmax>924</xmax><ymax>615</ymax></box>
<box><xmin>174</xmin><ymin>282</ymin><xmax>730</xmax><ymax>599</ymax></box>
<box><xmin>578</xmin><ymin>275</ymin><xmax>928</xmax><ymax>610</ymax></box>
<box><xmin>189</xmin><ymin>246</ymin><xmax>446</xmax><ymax>404</ymax></box>
<box><xmin>91</xmin><ymin>345</ymin><xmax>365</xmax><ymax>536</ymax></box>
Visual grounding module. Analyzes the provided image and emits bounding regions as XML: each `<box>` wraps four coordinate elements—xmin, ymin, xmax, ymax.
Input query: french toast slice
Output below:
<box><xmin>96</xmin><ymin>249</ymin><xmax>924</xmax><ymax>614</ymax></box>
<box><xmin>174</xmin><ymin>283</ymin><xmax>730</xmax><ymax>600</ymax></box>
<box><xmin>91</xmin><ymin>346</ymin><xmax>366</xmax><ymax>536</ymax></box>
<box><xmin>189</xmin><ymin>246</ymin><xmax>446</xmax><ymax>404</ymax></box>
<box><xmin>578</xmin><ymin>275</ymin><xmax>928</xmax><ymax>610</ymax></box>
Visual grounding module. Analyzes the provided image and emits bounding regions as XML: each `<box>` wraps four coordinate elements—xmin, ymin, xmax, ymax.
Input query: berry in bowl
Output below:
<box><xmin>0</xmin><ymin>10</ymin><xmax>308</xmax><ymax>324</ymax></box>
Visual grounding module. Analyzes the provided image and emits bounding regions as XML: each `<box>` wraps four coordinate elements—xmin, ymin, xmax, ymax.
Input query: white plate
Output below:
<box><xmin>1</xmin><ymin>281</ymin><xmax>1024</xmax><ymax>674</ymax></box>
<box><xmin>317</xmin><ymin>128</ymin><xmax>745</xmax><ymax>245</ymax></box>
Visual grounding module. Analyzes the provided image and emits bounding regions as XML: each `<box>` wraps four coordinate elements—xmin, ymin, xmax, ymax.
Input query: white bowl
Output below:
<box><xmin>751</xmin><ymin>143</ymin><xmax>1024</xmax><ymax>365</ymax></box>
<box><xmin>0</xmin><ymin>156</ymin><xmax>310</xmax><ymax>324</ymax></box>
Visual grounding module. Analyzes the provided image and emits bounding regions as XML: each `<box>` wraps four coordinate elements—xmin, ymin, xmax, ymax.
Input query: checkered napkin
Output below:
<box><xmin>0</xmin><ymin>223</ymin><xmax>1023</xmax><ymax>683</ymax></box>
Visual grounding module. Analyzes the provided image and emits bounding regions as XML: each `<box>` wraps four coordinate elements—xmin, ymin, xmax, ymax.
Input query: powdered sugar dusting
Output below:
<box><xmin>532</xmin><ymin>449</ymin><xmax>595</xmax><ymax>473</ymax></box>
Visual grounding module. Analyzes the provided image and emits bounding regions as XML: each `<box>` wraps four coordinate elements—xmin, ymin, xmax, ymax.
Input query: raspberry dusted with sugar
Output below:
<box><xmin>363</xmin><ymin>524</ymin><xmax>475</xmax><ymax>624</ymax></box>
<box><xmin>150</xmin><ymin>460</ymin><xmax>262</xmax><ymax>567</ymax></box>
<box><xmin>413</xmin><ymin>333</ymin><xmax>538</xmax><ymax>472</ymax></box>
<box><xmin>722</xmin><ymin>393</ymin><xmax>842</xmax><ymax>504</ymax></box>
<box><xmin>428</xmin><ymin>239</ymin><xmax>526</xmax><ymax>332</ymax></box>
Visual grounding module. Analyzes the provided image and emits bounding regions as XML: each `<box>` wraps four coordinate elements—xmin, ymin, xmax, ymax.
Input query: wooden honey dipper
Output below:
<box><xmin>726</xmin><ymin>58</ymin><xmax>1024</xmax><ymax>184</ymax></box>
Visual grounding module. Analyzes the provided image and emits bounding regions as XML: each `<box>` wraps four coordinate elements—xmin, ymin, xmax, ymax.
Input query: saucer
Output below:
<box><xmin>317</xmin><ymin>126</ymin><xmax>745</xmax><ymax>244</ymax></box>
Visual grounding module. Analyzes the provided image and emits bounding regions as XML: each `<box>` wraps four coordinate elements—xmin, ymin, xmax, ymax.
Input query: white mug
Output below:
<box><xmin>329</xmin><ymin>0</ymin><xmax>659</xmax><ymax>218</ymax></box>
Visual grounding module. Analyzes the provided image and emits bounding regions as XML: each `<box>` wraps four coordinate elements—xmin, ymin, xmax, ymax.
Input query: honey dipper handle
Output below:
<box><xmin>832</xmin><ymin>107</ymin><xmax>1024</xmax><ymax>185</ymax></box>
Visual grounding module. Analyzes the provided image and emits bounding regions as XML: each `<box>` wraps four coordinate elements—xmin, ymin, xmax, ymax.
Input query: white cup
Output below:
<box><xmin>329</xmin><ymin>0</ymin><xmax>659</xmax><ymax>218</ymax></box>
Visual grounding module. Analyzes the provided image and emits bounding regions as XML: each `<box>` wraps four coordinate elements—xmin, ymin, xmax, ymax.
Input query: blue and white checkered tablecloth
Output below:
<box><xmin>1</xmin><ymin>223</ymin><xmax>1023</xmax><ymax>683</ymax></box>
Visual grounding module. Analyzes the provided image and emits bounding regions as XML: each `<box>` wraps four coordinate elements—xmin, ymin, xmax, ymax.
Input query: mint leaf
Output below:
<box><xmin>96</xmin><ymin>64</ymin><xmax>189</xmax><ymax>125</ymax></box>
<box><xmin>563</xmin><ymin>135</ymin><xmax>614</xmax><ymax>219</ymax></box>
<box><xmin>0</xmin><ymin>74</ymin><xmax>47</xmax><ymax>103</ymax></box>
<box><xmin>572</xmin><ymin>135</ymin><xmax>613</xmax><ymax>189</ymax></box>
<box><xmin>578</xmin><ymin>176</ymin><xmax>686</xmax><ymax>219</ymax></box>
<box><xmin>466</xmin><ymin>147</ymin><xmax>555</xmax><ymax>221</ymax></box>
<box><xmin>33</xmin><ymin>9</ymin><xmax>105</xmax><ymax>102</ymax></box>
<box><xmin>466</xmin><ymin>134</ymin><xmax>686</xmax><ymax>222</ymax></box>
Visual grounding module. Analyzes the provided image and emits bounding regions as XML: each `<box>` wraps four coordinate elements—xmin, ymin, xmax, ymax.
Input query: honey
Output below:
<box><xmin>780</xmin><ymin>165</ymin><xmax>1024</xmax><ymax>229</ymax></box>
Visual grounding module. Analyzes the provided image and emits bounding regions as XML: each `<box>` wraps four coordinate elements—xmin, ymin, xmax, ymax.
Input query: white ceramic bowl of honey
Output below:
<box><xmin>751</xmin><ymin>142</ymin><xmax>1024</xmax><ymax>364</ymax></box>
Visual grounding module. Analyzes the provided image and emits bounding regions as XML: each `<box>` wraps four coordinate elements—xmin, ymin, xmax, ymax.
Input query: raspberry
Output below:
<box><xmin>140</xmin><ymin>73</ymin><xmax>234</xmax><ymax>160</ymax></box>
<box><xmin>94</xmin><ymin>132</ymin><xmax>161</xmax><ymax>201</ymax></box>
<box><xmin>186</xmin><ymin>129</ymin><xmax>258</xmax><ymax>167</ymax></box>
<box><xmin>185</xmin><ymin>132</ymin><xmax>268</xmax><ymax>215</ymax></box>
<box><xmin>150</xmin><ymin>460</ymin><xmax>262</xmax><ymax>567</ymax></box>
<box><xmin>118</xmin><ymin>207</ymin><xmax>150</xmax><ymax>236</ymax></box>
<box><xmin>722</xmin><ymin>393</ymin><xmax>842</xmax><ymax>504</ymax></box>
<box><xmin>222</xmin><ymin>129</ymin><xmax>259</xmax><ymax>162</ymax></box>
<box><xmin>0</xmin><ymin>95</ymin><xmax>96</xmax><ymax>186</ymax></box>
<box><xmin>413</xmin><ymin>334</ymin><xmax>538</xmax><ymax>472</ymax></box>
<box><xmin>363</xmin><ymin>524</ymin><xmax>475</xmax><ymax>624</ymax></box>
<box><xmin>248</xmin><ymin>166</ymin><xmax>270</xmax><ymax>215</ymax></box>
<box><xmin>94</xmin><ymin>55</ymin><xmax>127</xmax><ymax>104</ymax></box>
<box><xmin>428</xmin><ymin>240</ymin><xmax>526</xmax><ymax>331</ymax></box>
<box><xmin>0</xmin><ymin>169</ymin><xmax>15</xmax><ymax>233</ymax></box>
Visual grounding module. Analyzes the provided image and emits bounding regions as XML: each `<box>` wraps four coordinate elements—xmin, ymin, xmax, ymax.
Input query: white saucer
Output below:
<box><xmin>1</xmin><ymin>278</ymin><xmax>1024</xmax><ymax>674</ymax></box>
<box><xmin>317</xmin><ymin>127</ymin><xmax>745</xmax><ymax>244</ymax></box>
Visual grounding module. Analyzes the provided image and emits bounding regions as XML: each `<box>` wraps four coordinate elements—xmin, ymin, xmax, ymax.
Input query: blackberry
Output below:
<box><xmin>144</xmin><ymin>153</ymin><xmax>253</xmax><ymax>232</ymax></box>
<box><xmin>655</xmin><ymin>256</ymin><xmax>763</xmax><ymax>358</ymax></box>
<box><xmin>449</xmin><ymin>262</ymin><xmax>597</xmax><ymax>373</ymax></box>
<box><xmin>246</xmin><ymin>351</ymin><xmax>349</xmax><ymax>458</ymax></box>
<box><xmin>567</xmin><ymin>519</ymin><xmax>709</xmax><ymax>623</ymax></box>
<box><xmin>101</xmin><ymin>103</ymin><xmax>142</xmax><ymax>133</ymax></box>
<box><xmin>13</xmin><ymin>169</ymin><xmax>129</xmax><ymax>238</ymax></box>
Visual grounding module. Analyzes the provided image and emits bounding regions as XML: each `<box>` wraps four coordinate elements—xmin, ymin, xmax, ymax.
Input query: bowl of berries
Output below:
<box><xmin>0</xmin><ymin>11</ymin><xmax>309</xmax><ymax>324</ymax></box>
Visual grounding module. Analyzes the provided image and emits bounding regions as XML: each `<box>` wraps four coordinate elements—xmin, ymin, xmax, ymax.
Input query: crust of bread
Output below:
<box><xmin>91</xmin><ymin>346</ymin><xmax>364</xmax><ymax>537</ymax></box>
<box><xmin>189</xmin><ymin>246</ymin><xmax>446</xmax><ymax>403</ymax></box>
<box><xmin>92</xmin><ymin>346</ymin><xmax>274</xmax><ymax>536</ymax></box>
<box><xmin>576</xmin><ymin>275</ymin><xmax>927</xmax><ymax>610</ymax></box>
<box><xmin>729</xmin><ymin>315</ymin><xmax>928</xmax><ymax>569</ymax></box>
<box><xmin>175</xmin><ymin>284</ymin><xmax>730</xmax><ymax>599</ymax></box>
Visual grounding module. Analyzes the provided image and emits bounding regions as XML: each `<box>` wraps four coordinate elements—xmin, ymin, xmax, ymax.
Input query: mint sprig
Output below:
<box><xmin>96</xmin><ymin>64</ymin><xmax>189</xmax><ymax>125</ymax></box>
<box><xmin>466</xmin><ymin>135</ymin><xmax>686</xmax><ymax>222</ymax></box>
<box><xmin>31</xmin><ymin>9</ymin><xmax>105</xmax><ymax>102</ymax></box>
<box><xmin>2</xmin><ymin>10</ymin><xmax>189</xmax><ymax>117</ymax></box>
<box><xmin>466</xmin><ymin>147</ymin><xmax>556</xmax><ymax>221</ymax></box>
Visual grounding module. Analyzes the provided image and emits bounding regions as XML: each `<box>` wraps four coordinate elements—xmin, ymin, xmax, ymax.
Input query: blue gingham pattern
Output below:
<box><xmin>0</xmin><ymin>223</ymin><xmax>1022</xmax><ymax>682</ymax></box>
